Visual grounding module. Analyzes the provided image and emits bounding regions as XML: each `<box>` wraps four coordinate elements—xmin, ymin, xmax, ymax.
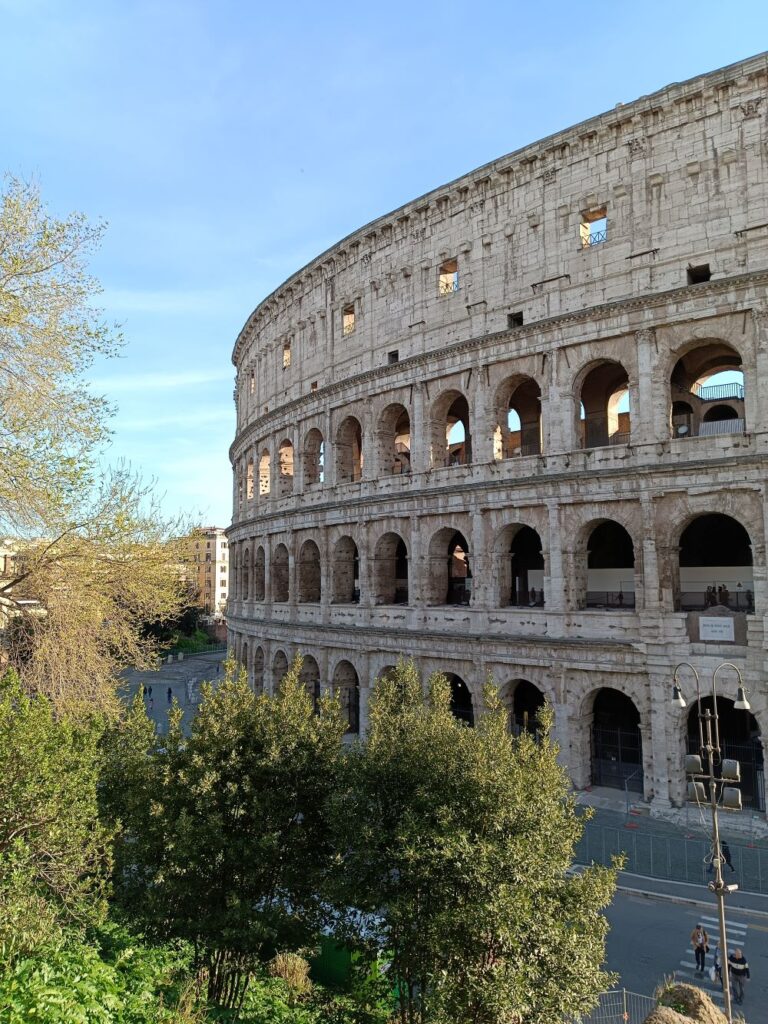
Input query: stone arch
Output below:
<box><xmin>576</xmin><ymin>360</ymin><xmax>631</xmax><ymax>448</ymax></box>
<box><xmin>258</xmin><ymin>448</ymin><xmax>271</xmax><ymax>495</ymax></box>
<box><xmin>373</xmin><ymin>531</ymin><xmax>409</xmax><ymax>605</ymax></box>
<box><xmin>336</xmin><ymin>416</ymin><xmax>363</xmax><ymax>483</ymax></box>
<box><xmin>272</xmin><ymin>648</ymin><xmax>289</xmax><ymax>689</ymax></box>
<box><xmin>253</xmin><ymin>645</ymin><xmax>265</xmax><ymax>693</ymax></box>
<box><xmin>246</xmin><ymin>456</ymin><xmax>255</xmax><ymax>500</ymax></box>
<box><xmin>500</xmin><ymin>678</ymin><xmax>546</xmax><ymax>734</ymax></box>
<box><xmin>272</xmin><ymin>542</ymin><xmax>289</xmax><ymax>602</ymax></box>
<box><xmin>299</xmin><ymin>654</ymin><xmax>321</xmax><ymax>709</ymax></box>
<box><xmin>253</xmin><ymin>545</ymin><xmax>265</xmax><ymax>601</ymax></box>
<box><xmin>677</xmin><ymin>513</ymin><xmax>753</xmax><ymax>612</ymax></box>
<box><xmin>303</xmin><ymin>428</ymin><xmax>325</xmax><ymax>486</ymax></box>
<box><xmin>685</xmin><ymin>694</ymin><xmax>764</xmax><ymax>811</ymax></box>
<box><xmin>493</xmin><ymin>374</ymin><xmax>542</xmax><ymax>460</ymax></box>
<box><xmin>583</xmin><ymin>520</ymin><xmax>636</xmax><ymax>610</ymax></box>
<box><xmin>332</xmin><ymin>535</ymin><xmax>360</xmax><ymax>603</ymax></box>
<box><xmin>278</xmin><ymin>439</ymin><xmax>294</xmax><ymax>496</ymax></box>
<box><xmin>242</xmin><ymin>546</ymin><xmax>251</xmax><ymax>601</ymax></box>
<box><xmin>669</xmin><ymin>340</ymin><xmax>745</xmax><ymax>439</ymax></box>
<box><xmin>446</xmin><ymin>673</ymin><xmax>474</xmax><ymax>726</ymax></box>
<box><xmin>429</xmin><ymin>388</ymin><xmax>471</xmax><ymax>467</ymax></box>
<box><xmin>587</xmin><ymin>687</ymin><xmax>644</xmax><ymax>792</ymax></box>
<box><xmin>297</xmin><ymin>539</ymin><xmax>321</xmax><ymax>602</ymax></box>
<box><xmin>426</xmin><ymin>527</ymin><xmax>471</xmax><ymax>605</ymax></box>
<box><xmin>377</xmin><ymin>402</ymin><xmax>411</xmax><ymax>476</ymax></box>
<box><xmin>495</xmin><ymin>523</ymin><xmax>545</xmax><ymax>607</ymax></box>
<box><xmin>332</xmin><ymin>659</ymin><xmax>360</xmax><ymax>733</ymax></box>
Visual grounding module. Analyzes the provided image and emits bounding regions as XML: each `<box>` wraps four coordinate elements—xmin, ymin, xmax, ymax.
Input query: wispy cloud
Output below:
<box><xmin>91</xmin><ymin>369</ymin><xmax>234</xmax><ymax>393</ymax></box>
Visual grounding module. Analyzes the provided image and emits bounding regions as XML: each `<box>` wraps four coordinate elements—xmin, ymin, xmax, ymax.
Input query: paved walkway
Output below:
<box><xmin>120</xmin><ymin>651</ymin><xmax>226</xmax><ymax>733</ymax></box>
<box><xmin>576</xmin><ymin>787</ymin><xmax>768</xmax><ymax>896</ymax></box>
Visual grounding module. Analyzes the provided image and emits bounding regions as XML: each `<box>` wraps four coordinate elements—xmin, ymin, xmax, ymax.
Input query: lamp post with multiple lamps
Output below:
<box><xmin>671</xmin><ymin>661</ymin><xmax>752</xmax><ymax>1024</ymax></box>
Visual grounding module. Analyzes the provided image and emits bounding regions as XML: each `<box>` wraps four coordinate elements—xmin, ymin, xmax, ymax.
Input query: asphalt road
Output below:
<box><xmin>604</xmin><ymin>889</ymin><xmax>768</xmax><ymax>1021</ymax></box>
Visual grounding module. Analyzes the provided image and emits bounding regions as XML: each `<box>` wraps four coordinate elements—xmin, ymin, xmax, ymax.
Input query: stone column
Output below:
<box><xmin>410</xmin><ymin>382</ymin><xmax>427</xmax><ymax>474</ymax></box>
<box><xmin>633</xmin><ymin>328</ymin><xmax>662</xmax><ymax>445</ymax></box>
<box><xmin>470</xmin><ymin>510</ymin><xmax>490</xmax><ymax>608</ymax></box>
<box><xmin>545</xmin><ymin>501</ymin><xmax>566</xmax><ymax>612</ymax></box>
<box><xmin>647</xmin><ymin>677</ymin><xmax>674</xmax><ymax>809</ymax></box>
<box><xmin>639</xmin><ymin>496</ymin><xmax>661</xmax><ymax>613</ymax></box>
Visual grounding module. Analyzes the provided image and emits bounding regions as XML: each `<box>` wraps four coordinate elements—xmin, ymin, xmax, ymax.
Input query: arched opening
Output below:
<box><xmin>272</xmin><ymin>649</ymin><xmax>289</xmax><ymax>688</ymax></box>
<box><xmin>333</xmin><ymin>660</ymin><xmax>360</xmax><ymax>733</ymax></box>
<box><xmin>591</xmin><ymin>689</ymin><xmax>643</xmax><ymax>791</ymax></box>
<box><xmin>258</xmin><ymin>449</ymin><xmax>271</xmax><ymax>495</ymax></box>
<box><xmin>678</xmin><ymin>514</ymin><xmax>753</xmax><ymax>612</ymax></box>
<box><xmin>332</xmin><ymin>536</ymin><xmax>360</xmax><ymax>604</ymax></box>
<box><xmin>446</xmin><ymin>673</ymin><xmax>474</xmax><ymax>726</ymax></box>
<box><xmin>241</xmin><ymin>640</ymin><xmax>249</xmax><ymax>685</ymax></box>
<box><xmin>253</xmin><ymin>646</ymin><xmax>264</xmax><ymax>694</ymax></box>
<box><xmin>246</xmin><ymin>457</ymin><xmax>255</xmax><ymax>500</ymax></box>
<box><xmin>299</xmin><ymin>654</ymin><xmax>321</xmax><ymax>710</ymax></box>
<box><xmin>426</xmin><ymin>528</ymin><xmax>471</xmax><ymax>605</ymax></box>
<box><xmin>374</xmin><ymin>532</ymin><xmax>409</xmax><ymax>605</ymax></box>
<box><xmin>505</xmin><ymin>526</ymin><xmax>545</xmax><ymax>607</ymax></box>
<box><xmin>670</xmin><ymin>343</ymin><xmax>745</xmax><ymax>438</ymax></box>
<box><xmin>494</xmin><ymin>377</ymin><xmax>542</xmax><ymax>460</ymax></box>
<box><xmin>242</xmin><ymin>547</ymin><xmax>251</xmax><ymax>601</ymax></box>
<box><xmin>586</xmin><ymin>521</ymin><xmax>635</xmax><ymax>609</ymax></box>
<box><xmin>297</xmin><ymin>540</ymin><xmax>321</xmax><ymax>603</ymax></box>
<box><xmin>278</xmin><ymin>439</ymin><xmax>294</xmax><ymax>496</ymax></box>
<box><xmin>430</xmin><ymin>390</ymin><xmax>472</xmax><ymax>467</ymax></box>
<box><xmin>686</xmin><ymin>697</ymin><xmax>764</xmax><ymax>810</ymax></box>
<box><xmin>502</xmin><ymin>679</ymin><xmax>545</xmax><ymax>735</ymax></box>
<box><xmin>336</xmin><ymin>416</ymin><xmax>363</xmax><ymax>483</ymax></box>
<box><xmin>303</xmin><ymin>428</ymin><xmax>325</xmax><ymax>486</ymax></box>
<box><xmin>377</xmin><ymin>403</ymin><xmax>411</xmax><ymax>475</ymax></box>
<box><xmin>579</xmin><ymin>362</ymin><xmax>631</xmax><ymax>448</ymax></box>
<box><xmin>272</xmin><ymin>543</ymin><xmax>289</xmax><ymax>602</ymax></box>
<box><xmin>253</xmin><ymin>546</ymin><xmax>265</xmax><ymax>601</ymax></box>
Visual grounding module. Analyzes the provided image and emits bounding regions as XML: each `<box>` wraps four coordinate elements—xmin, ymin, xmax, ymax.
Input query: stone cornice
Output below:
<box><xmin>232</xmin><ymin>51</ymin><xmax>768</xmax><ymax>366</ymax></box>
<box><xmin>230</xmin><ymin>269</ymin><xmax>768</xmax><ymax>458</ymax></box>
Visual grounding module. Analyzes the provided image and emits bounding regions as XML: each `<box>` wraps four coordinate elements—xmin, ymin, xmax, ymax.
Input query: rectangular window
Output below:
<box><xmin>310</xmin><ymin>381</ymin><xmax>318</xmax><ymax>392</ymax></box>
<box><xmin>507</xmin><ymin>311</ymin><xmax>524</xmax><ymax>328</ymax></box>
<box><xmin>282</xmin><ymin>340</ymin><xmax>292</xmax><ymax>368</ymax></box>
<box><xmin>388</xmin><ymin>350</ymin><xmax>399</xmax><ymax>364</ymax></box>
<box><xmin>342</xmin><ymin>303</ymin><xmax>356</xmax><ymax>336</ymax></box>
<box><xmin>580</xmin><ymin>208</ymin><xmax>607</xmax><ymax>248</ymax></box>
<box><xmin>687</xmin><ymin>263</ymin><xmax>711</xmax><ymax>284</ymax></box>
<box><xmin>438</xmin><ymin>258</ymin><xmax>459</xmax><ymax>296</ymax></box>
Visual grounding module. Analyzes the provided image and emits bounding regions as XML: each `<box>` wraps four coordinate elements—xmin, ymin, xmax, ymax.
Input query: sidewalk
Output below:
<box><xmin>574</xmin><ymin>788</ymin><xmax>768</xmax><ymax>895</ymax></box>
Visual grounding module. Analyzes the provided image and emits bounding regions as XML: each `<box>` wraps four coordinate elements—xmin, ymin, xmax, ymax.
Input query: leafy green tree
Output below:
<box><xmin>330</xmin><ymin>660</ymin><xmax>617</xmax><ymax>1024</ymax></box>
<box><xmin>0</xmin><ymin>670</ymin><xmax>111</xmax><ymax>959</ymax></box>
<box><xmin>0</xmin><ymin>176</ymin><xmax>189</xmax><ymax>714</ymax></box>
<box><xmin>101</xmin><ymin>656</ymin><xmax>348</xmax><ymax>1010</ymax></box>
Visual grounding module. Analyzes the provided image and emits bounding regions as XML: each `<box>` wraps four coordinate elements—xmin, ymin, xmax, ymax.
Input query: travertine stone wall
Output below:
<box><xmin>228</xmin><ymin>53</ymin><xmax>768</xmax><ymax>819</ymax></box>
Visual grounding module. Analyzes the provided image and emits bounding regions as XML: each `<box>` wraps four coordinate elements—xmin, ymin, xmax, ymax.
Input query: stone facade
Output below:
<box><xmin>228</xmin><ymin>53</ymin><xmax>768</xmax><ymax>818</ymax></box>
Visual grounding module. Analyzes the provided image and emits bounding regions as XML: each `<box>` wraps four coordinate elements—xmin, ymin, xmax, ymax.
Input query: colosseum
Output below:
<box><xmin>228</xmin><ymin>52</ymin><xmax>768</xmax><ymax>821</ymax></box>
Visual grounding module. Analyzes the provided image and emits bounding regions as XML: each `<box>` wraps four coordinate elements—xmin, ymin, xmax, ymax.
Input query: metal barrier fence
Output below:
<box><xmin>576</xmin><ymin>821</ymin><xmax>768</xmax><ymax>894</ymax></box>
<box><xmin>572</xmin><ymin>988</ymin><xmax>655</xmax><ymax>1023</ymax></box>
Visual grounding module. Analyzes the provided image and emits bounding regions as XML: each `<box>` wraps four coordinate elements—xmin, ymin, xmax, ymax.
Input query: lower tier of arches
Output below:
<box><xmin>228</xmin><ymin>623</ymin><xmax>768</xmax><ymax>817</ymax></box>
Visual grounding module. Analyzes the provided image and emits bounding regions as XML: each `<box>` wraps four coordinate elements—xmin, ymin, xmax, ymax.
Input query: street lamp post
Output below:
<box><xmin>671</xmin><ymin>661</ymin><xmax>751</xmax><ymax>1024</ymax></box>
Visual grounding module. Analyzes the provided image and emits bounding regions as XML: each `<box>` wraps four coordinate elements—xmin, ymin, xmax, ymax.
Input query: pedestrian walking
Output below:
<box><xmin>728</xmin><ymin>948</ymin><xmax>750</xmax><ymax>1004</ymax></box>
<box><xmin>691</xmin><ymin>924</ymin><xmax>709</xmax><ymax>974</ymax></box>
<box><xmin>711</xmin><ymin>943</ymin><xmax>722</xmax><ymax>989</ymax></box>
<box><xmin>722</xmin><ymin>841</ymin><xmax>735</xmax><ymax>872</ymax></box>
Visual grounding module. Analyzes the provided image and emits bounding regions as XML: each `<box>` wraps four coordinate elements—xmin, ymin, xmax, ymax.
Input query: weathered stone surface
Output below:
<box><xmin>227</xmin><ymin>53</ymin><xmax>768</xmax><ymax>817</ymax></box>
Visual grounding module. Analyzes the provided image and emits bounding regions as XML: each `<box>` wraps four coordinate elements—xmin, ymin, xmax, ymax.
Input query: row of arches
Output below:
<box><xmin>231</xmin><ymin>640</ymin><xmax>765</xmax><ymax>811</ymax></box>
<box><xmin>238</xmin><ymin>342</ymin><xmax>746</xmax><ymax>503</ymax></box>
<box><xmin>231</xmin><ymin>513</ymin><xmax>755</xmax><ymax>614</ymax></box>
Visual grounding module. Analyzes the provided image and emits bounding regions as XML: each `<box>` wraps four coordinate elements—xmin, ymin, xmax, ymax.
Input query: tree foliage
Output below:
<box><xmin>0</xmin><ymin>177</ymin><xmax>189</xmax><ymax>713</ymax></box>
<box><xmin>101</xmin><ymin>655</ymin><xmax>348</xmax><ymax>1009</ymax></box>
<box><xmin>0</xmin><ymin>669</ymin><xmax>111</xmax><ymax>959</ymax></box>
<box><xmin>329</xmin><ymin>660</ymin><xmax>618</xmax><ymax>1024</ymax></box>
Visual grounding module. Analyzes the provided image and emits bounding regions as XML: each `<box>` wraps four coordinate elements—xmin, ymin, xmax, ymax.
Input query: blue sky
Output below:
<box><xmin>2</xmin><ymin>1</ymin><xmax>766</xmax><ymax>525</ymax></box>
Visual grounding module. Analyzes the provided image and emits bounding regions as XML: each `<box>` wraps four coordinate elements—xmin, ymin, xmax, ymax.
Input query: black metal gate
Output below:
<box><xmin>592</xmin><ymin>725</ymin><xmax>644</xmax><ymax>792</ymax></box>
<box><xmin>686</xmin><ymin>736</ymin><xmax>765</xmax><ymax>811</ymax></box>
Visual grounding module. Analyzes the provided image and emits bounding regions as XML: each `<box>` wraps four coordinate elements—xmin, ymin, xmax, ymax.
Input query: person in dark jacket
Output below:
<box><xmin>721</xmin><ymin>841</ymin><xmax>735</xmax><ymax>872</ymax></box>
<box><xmin>728</xmin><ymin>948</ymin><xmax>750</xmax><ymax>1004</ymax></box>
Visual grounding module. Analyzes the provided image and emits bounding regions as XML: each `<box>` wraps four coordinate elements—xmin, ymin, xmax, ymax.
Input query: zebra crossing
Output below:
<box><xmin>677</xmin><ymin>914</ymin><xmax>749</xmax><ymax>1005</ymax></box>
